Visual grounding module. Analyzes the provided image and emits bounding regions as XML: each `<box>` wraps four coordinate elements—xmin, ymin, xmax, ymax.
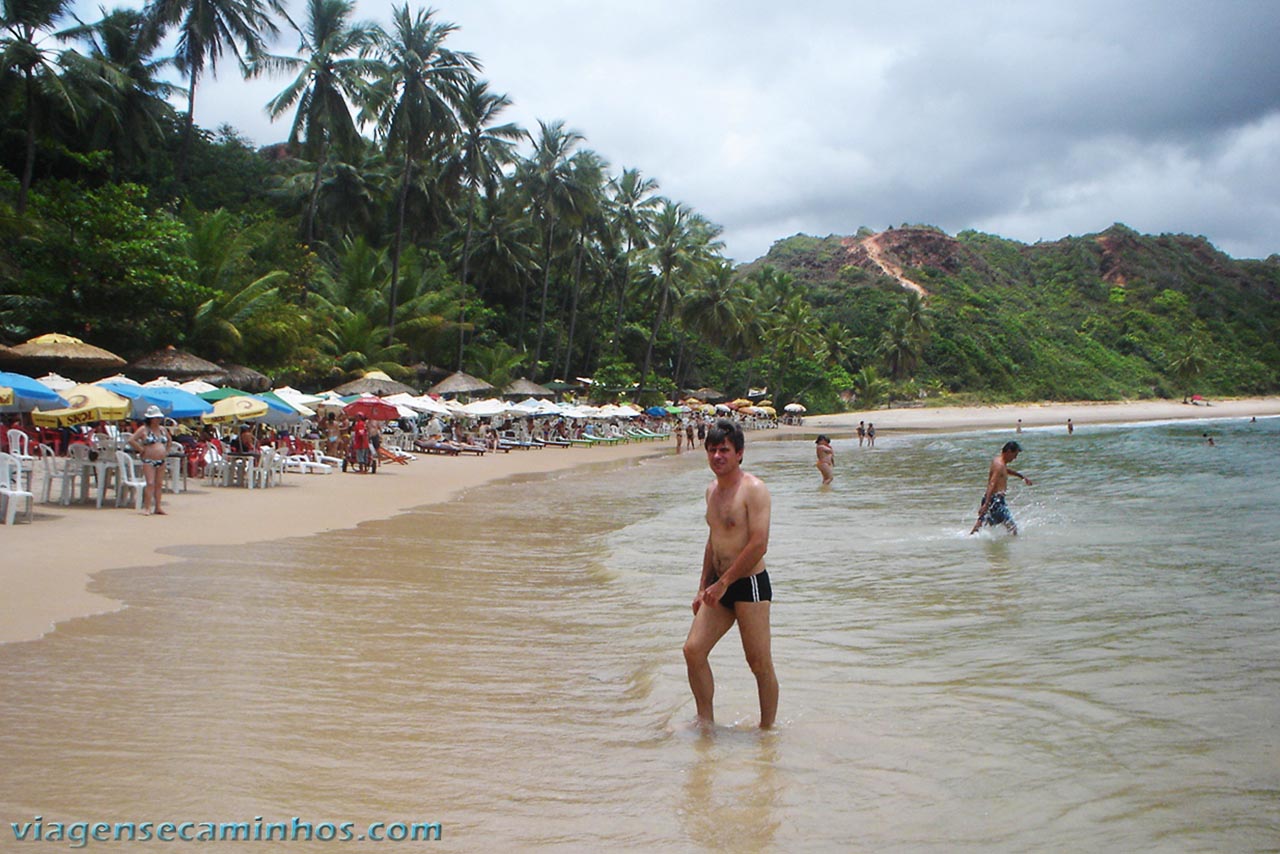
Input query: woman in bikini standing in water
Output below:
<box><xmin>128</xmin><ymin>405</ymin><xmax>171</xmax><ymax>515</ymax></box>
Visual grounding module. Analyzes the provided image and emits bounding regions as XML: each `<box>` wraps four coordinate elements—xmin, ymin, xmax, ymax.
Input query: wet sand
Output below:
<box><xmin>5</xmin><ymin>396</ymin><xmax>1277</xmax><ymax>645</ymax></box>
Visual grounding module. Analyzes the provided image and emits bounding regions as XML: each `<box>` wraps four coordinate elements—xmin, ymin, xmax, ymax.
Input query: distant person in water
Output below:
<box><xmin>683</xmin><ymin>419</ymin><xmax>777</xmax><ymax>729</ymax></box>
<box><xmin>815</xmin><ymin>435</ymin><xmax>834</xmax><ymax>484</ymax></box>
<box><xmin>1067</xmin><ymin>418</ymin><xmax>1074</xmax><ymax>435</ymax></box>
<box><xmin>970</xmin><ymin>441</ymin><xmax>1033</xmax><ymax>536</ymax></box>
<box><xmin>866</xmin><ymin>423</ymin><xmax>876</xmax><ymax>447</ymax></box>
<box><xmin>1203</xmin><ymin>432</ymin><xmax>1216</xmax><ymax>446</ymax></box>
<box><xmin>856</xmin><ymin>421</ymin><xmax>866</xmax><ymax>447</ymax></box>
<box><xmin>1016</xmin><ymin>418</ymin><xmax>1023</xmax><ymax>434</ymax></box>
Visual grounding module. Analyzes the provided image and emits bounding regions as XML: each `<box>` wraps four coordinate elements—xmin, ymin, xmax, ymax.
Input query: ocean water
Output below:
<box><xmin>0</xmin><ymin>417</ymin><xmax>1277</xmax><ymax>852</ymax></box>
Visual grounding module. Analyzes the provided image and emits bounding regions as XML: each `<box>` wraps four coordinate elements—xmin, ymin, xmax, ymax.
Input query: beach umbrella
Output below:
<box><xmin>128</xmin><ymin>345</ymin><xmax>225</xmax><ymax>382</ymax></box>
<box><xmin>343</xmin><ymin>394</ymin><xmax>401</xmax><ymax>421</ymax></box>
<box><xmin>199</xmin><ymin>387</ymin><xmax>296</xmax><ymax>424</ymax></box>
<box><xmin>2</xmin><ymin>333</ymin><xmax>127</xmax><ymax>380</ymax></box>
<box><xmin>689</xmin><ymin>387</ymin><xmax>727</xmax><ymax>403</ymax></box>
<box><xmin>502</xmin><ymin>377</ymin><xmax>554</xmax><ymax>398</ymax></box>
<box><xmin>96</xmin><ymin>373</ymin><xmax>140</xmax><ymax>385</ymax></box>
<box><xmin>0</xmin><ymin>371</ymin><xmax>68</xmax><ymax>410</ymax></box>
<box><xmin>98</xmin><ymin>381</ymin><xmax>214</xmax><ymax>419</ymax></box>
<box><xmin>258</xmin><ymin>390</ymin><xmax>313</xmax><ymax>418</ymax></box>
<box><xmin>200</xmin><ymin>395</ymin><xmax>269</xmax><ymax>424</ymax></box>
<box><xmin>219</xmin><ymin>364</ymin><xmax>272</xmax><ymax>392</ymax></box>
<box><xmin>30</xmin><ymin>384</ymin><xmax>130</xmax><ymax>427</ymax></box>
<box><xmin>429</xmin><ymin>371</ymin><xmax>494</xmax><ymax>397</ymax></box>
<box><xmin>383</xmin><ymin>392</ymin><xmax>451</xmax><ymax>417</ymax></box>
<box><xmin>273</xmin><ymin>386</ymin><xmax>324</xmax><ymax>408</ymax></box>
<box><xmin>34</xmin><ymin>372</ymin><xmax>76</xmax><ymax>391</ymax></box>
<box><xmin>141</xmin><ymin>376</ymin><xmax>182</xmax><ymax>388</ymax></box>
<box><xmin>459</xmin><ymin>397</ymin><xmax>519</xmax><ymax>418</ymax></box>
<box><xmin>332</xmin><ymin>370</ymin><xmax>416</xmax><ymax>397</ymax></box>
<box><xmin>757</xmin><ymin>405</ymin><xmax>777</xmax><ymax>416</ymax></box>
<box><xmin>645</xmin><ymin>405</ymin><xmax>668</xmax><ymax>417</ymax></box>
<box><xmin>784</xmin><ymin>403</ymin><xmax>807</xmax><ymax>413</ymax></box>
<box><xmin>178</xmin><ymin>379</ymin><xmax>218</xmax><ymax>394</ymax></box>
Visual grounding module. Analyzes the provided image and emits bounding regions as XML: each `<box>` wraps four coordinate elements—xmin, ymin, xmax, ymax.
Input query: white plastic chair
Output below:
<box><xmin>0</xmin><ymin>452</ymin><xmax>35</xmax><ymax>524</ymax></box>
<box><xmin>252</xmin><ymin>448</ymin><xmax>275</xmax><ymax>488</ymax></box>
<box><xmin>113</xmin><ymin>450</ymin><xmax>146</xmax><ymax>510</ymax></box>
<box><xmin>5</xmin><ymin>428</ymin><xmax>36</xmax><ymax>491</ymax></box>
<box><xmin>37</xmin><ymin>443</ymin><xmax>79</xmax><ymax>505</ymax></box>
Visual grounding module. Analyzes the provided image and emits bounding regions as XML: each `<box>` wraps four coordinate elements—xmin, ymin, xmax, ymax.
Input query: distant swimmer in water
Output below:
<box><xmin>970</xmin><ymin>440</ymin><xmax>1033</xmax><ymax>536</ymax></box>
<box><xmin>815</xmin><ymin>435</ymin><xmax>834</xmax><ymax>484</ymax></box>
<box><xmin>1067</xmin><ymin>418</ymin><xmax>1074</xmax><ymax>435</ymax></box>
<box><xmin>1203</xmin><ymin>432</ymin><xmax>1216</xmax><ymax>446</ymax></box>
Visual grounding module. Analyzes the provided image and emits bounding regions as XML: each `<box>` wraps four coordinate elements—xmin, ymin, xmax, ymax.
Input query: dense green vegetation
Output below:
<box><xmin>2</xmin><ymin>1</ymin><xmax>1276</xmax><ymax>411</ymax></box>
<box><xmin>760</xmin><ymin>225</ymin><xmax>1280</xmax><ymax>403</ymax></box>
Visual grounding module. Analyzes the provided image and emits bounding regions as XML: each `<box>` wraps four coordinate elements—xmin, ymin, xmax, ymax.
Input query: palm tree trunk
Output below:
<box><xmin>531</xmin><ymin>221</ymin><xmax>555</xmax><ymax>378</ymax></box>
<box><xmin>562</xmin><ymin>236</ymin><xmax>584</xmax><ymax>380</ymax></box>
<box><xmin>18</xmin><ymin>70</ymin><xmax>37</xmax><ymax>214</ymax></box>
<box><xmin>639</xmin><ymin>272</ymin><xmax>671</xmax><ymax>395</ymax></box>
<box><xmin>456</xmin><ymin>194</ymin><xmax>476</xmax><ymax>371</ymax></box>
<box><xmin>178</xmin><ymin>74</ymin><xmax>198</xmax><ymax>183</ymax></box>
<box><xmin>387</xmin><ymin>151</ymin><xmax>412</xmax><ymax>346</ymax></box>
<box><xmin>611</xmin><ymin>238</ymin><xmax>633</xmax><ymax>355</ymax></box>
<box><xmin>305</xmin><ymin>139</ymin><xmax>330</xmax><ymax>249</ymax></box>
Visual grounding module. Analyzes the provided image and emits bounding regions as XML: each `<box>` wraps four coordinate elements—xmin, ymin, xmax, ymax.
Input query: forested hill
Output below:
<box><xmin>752</xmin><ymin>224</ymin><xmax>1280</xmax><ymax>401</ymax></box>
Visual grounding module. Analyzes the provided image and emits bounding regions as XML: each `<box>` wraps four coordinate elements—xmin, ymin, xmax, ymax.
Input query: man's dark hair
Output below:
<box><xmin>1002</xmin><ymin>440</ymin><xmax>1022</xmax><ymax>453</ymax></box>
<box><xmin>705</xmin><ymin>418</ymin><xmax>744</xmax><ymax>452</ymax></box>
<box><xmin>815</xmin><ymin>434</ymin><xmax>830</xmax><ymax>444</ymax></box>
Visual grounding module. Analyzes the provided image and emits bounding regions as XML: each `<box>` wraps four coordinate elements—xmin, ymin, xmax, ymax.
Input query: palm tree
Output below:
<box><xmin>2</xmin><ymin>0</ymin><xmax>76</xmax><ymax>212</ymax></box>
<box><xmin>448</xmin><ymin>78</ymin><xmax>521</xmax><ymax>368</ymax></box>
<box><xmin>679</xmin><ymin>261</ymin><xmax>751</xmax><ymax>356</ymax></box>
<box><xmin>59</xmin><ymin>7</ymin><xmax>178</xmax><ymax>181</ymax></box>
<box><xmin>852</xmin><ymin>365</ymin><xmax>889</xmax><ymax>409</ymax></box>
<box><xmin>638</xmin><ymin>200</ymin><xmax>723</xmax><ymax>394</ymax></box>
<box><xmin>880</xmin><ymin>314</ymin><xmax>921</xmax><ymax>381</ymax></box>
<box><xmin>144</xmin><ymin>0</ymin><xmax>290</xmax><ymax>181</ymax></box>
<box><xmin>557</xmin><ymin>148</ymin><xmax>607</xmax><ymax>381</ymax></box>
<box><xmin>606</xmin><ymin>167</ymin><xmax>659</xmax><ymax>352</ymax></box>
<box><xmin>515</xmin><ymin>118</ymin><xmax>585</xmax><ymax>377</ymax></box>
<box><xmin>368</xmin><ymin>3</ymin><xmax>477</xmax><ymax>344</ymax></box>
<box><xmin>1168</xmin><ymin>335</ymin><xmax>1208</xmax><ymax>402</ymax></box>
<box><xmin>256</xmin><ymin>0</ymin><xmax>378</xmax><ymax>248</ymax></box>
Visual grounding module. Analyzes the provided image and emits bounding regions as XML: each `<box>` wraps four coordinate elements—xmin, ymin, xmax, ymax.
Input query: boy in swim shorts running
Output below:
<box><xmin>970</xmin><ymin>440</ymin><xmax>1033</xmax><ymax>535</ymax></box>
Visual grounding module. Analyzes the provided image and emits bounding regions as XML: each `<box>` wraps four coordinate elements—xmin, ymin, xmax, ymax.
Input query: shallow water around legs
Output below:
<box><xmin>1</xmin><ymin>419</ymin><xmax>1277</xmax><ymax>851</ymax></box>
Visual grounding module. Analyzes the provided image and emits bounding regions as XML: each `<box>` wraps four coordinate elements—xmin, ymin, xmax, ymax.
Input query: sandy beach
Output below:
<box><xmin>4</xmin><ymin>396</ymin><xmax>1277</xmax><ymax>645</ymax></box>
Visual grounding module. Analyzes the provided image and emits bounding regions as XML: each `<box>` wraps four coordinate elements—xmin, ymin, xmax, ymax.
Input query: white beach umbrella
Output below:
<box><xmin>96</xmin><ymin>373</ymin><xmax>139</xmax><ymax>385</ymax></box>
<box><xmin>178</xmin><ymin>378</ymin><xmax>218</xmax><ymax>394</ymax></box>
<box><xmin>461</xmin><ymin>397</ymin><xmax>519</xmax><ymax>418</ymax></box>
<box><xmin>142</xmin><ymin>376</ymin><xmax>182</xmax><ymax>388</ymax></box>
<box><xmin>35</xmin><ymin>372</ymin><xmax>76</xmax><ymax>390</ymax></box>
<box><xmin>273</xmin><ymin>385</ymin><xmax>324</xmax><ymax>407</ymax></box>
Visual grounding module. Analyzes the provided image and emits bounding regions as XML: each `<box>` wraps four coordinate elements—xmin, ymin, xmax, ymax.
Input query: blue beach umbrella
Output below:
<box><xmin>0</xmin><ymin>370</ymin><xmax>68</xmax><ymax>410</ymax></box>
<box><xmin>98</xmin><ymin>381</ymin><xmax>214</xmax><ymax>419</ymax></box>
<box><xmin>645</xmin><ymin>405</ymin><xmax>668</xmax><ymax>417</ymax></box>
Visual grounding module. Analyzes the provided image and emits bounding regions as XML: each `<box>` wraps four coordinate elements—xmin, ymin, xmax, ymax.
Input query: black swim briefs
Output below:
<box><xmin>714</xmin><ymin>570</ymin><xmax>772</xmax><ymax>608</ymax></box>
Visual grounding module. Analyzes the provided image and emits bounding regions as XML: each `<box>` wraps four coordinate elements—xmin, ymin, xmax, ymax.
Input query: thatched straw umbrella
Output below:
<box><xmin>687</xmin><ymin>387</ymin><xmax>727</xmax><ymax>403</ymax></box>
<box><xmin>1</xmin><ymin>333</ymin><xmax>127</xmax><ymax>381</ymax></box>
<box><xmin>219</xmin><ymin>363</ymin><xmax>272</xmax><ymax>392</ymax></box>
<box><xmin>502</xmin><ymin>377</ymin><xmax>554</xmax><ymax>398</ymax></box>
<box><xmin>429</xmin><ymin>371</ymin><xmax>494</xmax><ymax>398</ymax></box>
<box><xmin>129</xmin><ymin>345</ymin><xmax>226</xmax><ymax>383</ymax></box>
<box><xmin>331</xmin><ymin>369</ymin><xmax>416</xmax><ymax>396</ymax></box>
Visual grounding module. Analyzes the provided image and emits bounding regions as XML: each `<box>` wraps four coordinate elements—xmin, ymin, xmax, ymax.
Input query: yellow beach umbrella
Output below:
<box><xmin>31</xmin><ymin>384</ymin><xmax>131</xmax><ymax>427</ymax></box>
<box><xmin>201</xmin><ymin>395</ymin><xmax>269</xmax><ymax>424</ymax></box>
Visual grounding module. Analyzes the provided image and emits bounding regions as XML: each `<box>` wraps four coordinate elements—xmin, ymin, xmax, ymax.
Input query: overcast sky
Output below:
<box><xmin>68</xmin><ymin>0</ymin><xmax>1280</xmax><ymax>263</ymax></box>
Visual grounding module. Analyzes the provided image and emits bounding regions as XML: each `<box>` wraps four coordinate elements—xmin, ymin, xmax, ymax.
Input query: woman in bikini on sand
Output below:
<box><xmin>128</xmin><ymin>405</ymin><xmax>171</xmax><ymax>515</ymax></box>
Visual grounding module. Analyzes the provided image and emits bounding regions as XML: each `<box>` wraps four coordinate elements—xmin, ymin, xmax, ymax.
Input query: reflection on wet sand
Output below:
<box><xmin>681</xmin><ymin>730</ymin><xmax>781</xmax><ymax>853</ymax></box>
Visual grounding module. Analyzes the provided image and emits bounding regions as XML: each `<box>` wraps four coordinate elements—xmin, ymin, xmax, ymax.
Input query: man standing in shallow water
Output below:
<box><xmin>970</xmin><ymin>440</ymin><xmax>1033</xmax><ymax>535</ymax></box>
<box><xmin>683</xmin><ymin>419</ymin><xmax>778</xmax><ymax>729</ymax></box>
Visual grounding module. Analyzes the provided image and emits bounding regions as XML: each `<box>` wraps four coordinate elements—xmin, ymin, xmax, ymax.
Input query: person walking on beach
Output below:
<box><xmin>683</xmin><ymin>419</ymin><xmax>778</xmax><ymax>729</ymax></box>
<box><xmin>970</xmin><ymin>440</ymin><xmax>1033</xmax><ymax>536</ymax></box>
<box><xmin>815</xmin><ymin>435</ymin><xmax>835</xmax><ymax>484</ymax></box>
<box><xmin>675</xmin><ymin>421</ymin><xmax>684</xmax><ymax>453</ymax></box>
<box><xmin>127</xmin><ymin>406</ymin><xmax>170</xmax><ymax>516</ymax></box>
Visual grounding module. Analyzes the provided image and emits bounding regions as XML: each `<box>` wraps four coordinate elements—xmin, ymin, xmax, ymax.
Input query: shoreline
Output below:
<box><xmin>803</xmin><ymin>396</ymin><xmax>1280</xmax><ymax>434</ymax></box>
<box><xmin>4</xmin><ymin>395</ymin><xmax>1278</xmax><ymax>645</ymax></box>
